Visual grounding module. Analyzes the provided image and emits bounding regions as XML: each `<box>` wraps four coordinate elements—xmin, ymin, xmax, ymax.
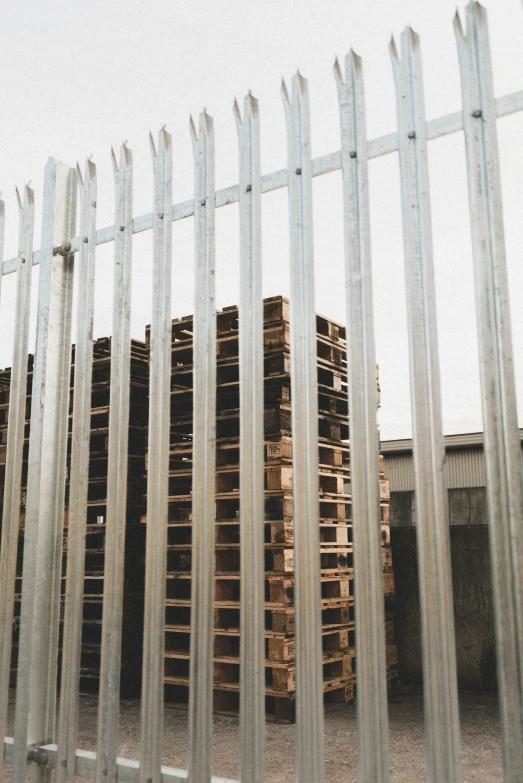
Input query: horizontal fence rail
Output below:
<box><xmin>0</xmin><ymin>2</ymin><xmax>522</xmax><ymax>782</ymax></box>
<box><xmin>3</xmin><ymin>89</ymin><xmax>523</xmax><ymax>277</ymax></box>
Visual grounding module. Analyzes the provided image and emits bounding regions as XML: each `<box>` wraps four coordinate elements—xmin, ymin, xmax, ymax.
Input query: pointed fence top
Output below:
<box><xmin>293</xmin><ymin>70</ymin><xmax>308</xmax><ymax>96</ymax></box>
<box><xmin>86</xmin><ymin>159</ymin><xmax>96</xmax><ymax>180</ymax></box>
<box><xmin>282</xmin><ymin>71</ymin><xmax>309</xmax><ymax>104</ymax></box>
<box><xmin>454</xmin><ymin>0</ymin><xmax>487</xmax><ymax>39</ymax></box>
<box><xmin>190</xmin><ymin>110</ymin><xmax>213</xmax><ymax>145</ymax></box>
<box><xmin>150</xmin><ymin>126</ymin><xmax>171</xmax><ymax>159</ymax></box>
<box><xmin>111</xmin><ymin>144</ymin><xmax>132</xmax><ymax>174</ymax></box>
<box><xmin>233</xmin><ymin>92</ymin><xmax>259</xmax><ymax>126</ymax></box>
<box><xmin>280</xmin><ymin>78</ymin><xmax>290</xmax><ymax>106</ymax></box>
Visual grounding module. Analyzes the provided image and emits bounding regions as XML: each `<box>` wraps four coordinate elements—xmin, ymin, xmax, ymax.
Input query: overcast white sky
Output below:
<box><xmin>0</xmin><ymin>0</ymin><xmax>522</xmax><ymax>439</ymax></box>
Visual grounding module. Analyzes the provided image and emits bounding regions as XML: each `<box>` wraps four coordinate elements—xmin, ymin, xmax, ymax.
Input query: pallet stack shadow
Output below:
<box><xmin>144</xmin><ymin>295</ymin><xmax>396</xmax><ymax>722</ymax></box>
<box><xmin>0</xmin><ymin>337</ymin><xmax>149</xmax><ymax>694</ymax></box>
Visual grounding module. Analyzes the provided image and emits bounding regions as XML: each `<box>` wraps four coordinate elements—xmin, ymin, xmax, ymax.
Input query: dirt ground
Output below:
<box><xmin>4</xmin><ymin>685</ymin><xmax>502</xmax><ymax>781</ymax></box>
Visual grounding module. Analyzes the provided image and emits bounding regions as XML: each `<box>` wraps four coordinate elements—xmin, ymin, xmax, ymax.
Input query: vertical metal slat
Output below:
<box><xmin>13</xmin><ymin>159</ymin><xmax>77</xmax><ymax>783</ymax></box>
<box><xmin>234</xmin><ymin>93</ymin><xmax>266</xmax><ymax>783</ymax></box>
<box><xmin>455</xmin><ymin>4</ymin><xmax>523</xmax><ymax>779</ymax></box>
<box><xmin>188</xmin><ymin>111</ymin><xmax>216</xmax><ymax>783</ymax></box>
<box><xmin>96</xmin><ymin>145</ymin><xmax>133</xmax><ymax>783</ymax></box>
<box><xmin>281</xmin><ymin>73</ymin><xmax>325</xmax><ymax>783</ymax></box>
<box><xmin>0</xmin><ymin>187</ymin><xmax>34</xmax><ymax>781</ymax></box>
<box><xmin>391</xmin><ymin>28</ymin><xmax>462</xmax><ymax>781</ymax></box>
<box><xmin>56</xmin><ymin>160</ymin><xmax>97</xmax><ymax>783</ymax></box>
<box><xmin>140</xmin><ymin>128</ymin><xmax>172</xmax><ymax>783</ymax></box>
<box><xmin>334</xmin><ymin>51</ymin><xmax>389</xmax><ymax>782</ymax></box>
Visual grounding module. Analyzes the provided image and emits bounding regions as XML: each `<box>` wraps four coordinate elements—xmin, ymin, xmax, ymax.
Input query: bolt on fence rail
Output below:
<box><xmin>0</xmin><ymin>2</ymin><xmax>522</xmax><ymax>782</ymax></box>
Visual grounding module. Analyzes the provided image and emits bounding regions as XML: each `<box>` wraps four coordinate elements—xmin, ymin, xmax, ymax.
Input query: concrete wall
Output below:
<box><xmin>390</xmin><ymin>487</ymin><xmax>488</xmax><ymax>527</ymax></box>
<box><xmin>391</xmin><ymin>526</ymin><xmax>497</xmax><ymax>690</ymax></box>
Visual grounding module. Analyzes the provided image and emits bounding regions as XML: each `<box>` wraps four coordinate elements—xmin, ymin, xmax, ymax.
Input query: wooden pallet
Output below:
<box><xmin>144</xmin><ymin>296</ymin><xmax>397</xmax><ymax>721</ymax></box>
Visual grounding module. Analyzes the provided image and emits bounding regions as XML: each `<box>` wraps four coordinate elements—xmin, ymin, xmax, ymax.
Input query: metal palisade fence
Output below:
<box><xmin>0</xmin><ymin>1</ymin><xmax>522</xmax><ymax>781</ymax></box>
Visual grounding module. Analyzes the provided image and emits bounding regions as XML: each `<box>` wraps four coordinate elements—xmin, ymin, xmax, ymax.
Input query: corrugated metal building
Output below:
<box><xmin>382</xmin><ymin>430</ymin><xmax>523</xmax><ymax>526</ymax></box>
<box><xmin>381</xmin><ymin>430</ymin><xmax>523</xmax><ymax>689</ymax></box>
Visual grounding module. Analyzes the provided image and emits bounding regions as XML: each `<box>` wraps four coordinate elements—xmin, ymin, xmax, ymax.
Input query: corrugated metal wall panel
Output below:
<box><xmin>447</xmin><ymin>450</ymin><xmax>485</xmax><ymax>488</ymax></box>
<box><xmin>384</xmin><ymin>444</ymin><xmax>523</xmax><ymax>491</ymax></box>
<box><xmin>383</xmin><ymin>454</ymin><xmax>414</xmax><ymax>492</ymax></box>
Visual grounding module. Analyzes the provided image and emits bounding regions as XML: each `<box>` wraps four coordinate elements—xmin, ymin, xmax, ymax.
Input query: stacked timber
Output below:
<box><xmin>145</xmin><ymin>294</ymin><xmax>396</xmax><ymax>722</ymax></box>
<box><xmin>0</xmin><ymin>368</ymin><xmax>11</xmax><ymax>506</ymax></box>
<box><xmin>63</xmin><ymin>337</ymin><xmax>149</xmax><ymax>693</ymax></box>
<box><xmin>0</xmin><ymin>357</ymin><xmax>33</xmax><ymax>540</ymax></box>
<box><xmin>0</xmin><ymin>338</ymin><xmax>149</xmax><ymax>694</ymax></box>
<box><xmin>379</xmin><ymin>455</ymin><xmax>398</xmax><ymax>681</ymax></box>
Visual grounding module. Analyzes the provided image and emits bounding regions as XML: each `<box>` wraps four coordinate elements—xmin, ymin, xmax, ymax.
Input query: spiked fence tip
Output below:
<box><xmin>111</xmin><ymin>147</ymin><xmax>119</xmax><ymax>173</ymax></box>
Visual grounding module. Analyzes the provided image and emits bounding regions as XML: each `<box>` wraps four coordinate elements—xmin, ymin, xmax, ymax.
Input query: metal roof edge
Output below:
<box><xmin>381</xmin><ymin>429</ymin><xmax>523</xmax><ymax>454</ymax></box>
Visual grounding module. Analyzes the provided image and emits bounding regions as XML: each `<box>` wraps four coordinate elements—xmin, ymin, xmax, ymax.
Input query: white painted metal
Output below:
<box><xmin>391</xmin><ymin>27</ymin><xmax>462</xmax><ymax>781</ymax></box>
<box><xmin>140</xmin><ymin>128</ymin><xmax>172</xmax><ymax>783</ymax></box>
<box><xmin>95</xmin><ymin>145</ymin><xmax>133</xmax><ymax>783</ymax></box>
<box><xmin>282</xmin><ymin>73</ymin><xmax>325</xmax><ymax>783</ymax></box>
<box><xmin>334</xmin><ymin>51</ymin><xmax>389</xmax><ymax>782</ymax></box>
<box><xmin>56</xmin><ymin>160</ymin><xmax>97</xmax><ymax>783</ymax></box>
<box><xmin>455</xmin><ymin>4</ymin><xmax>523</xmax><ymax>779</ymax></box>
<box><xmin>188</xmin><ymin>110</ymin><xmax>216</xmax><ymax>783</ymax></box>
<box><xmin>0</xmin><ymin>187</ymin><xmax>34</xmax><ymax>782</ymax></box>
<box><xmin>234</xmin><ymin>93</ymin><xmax>266</xmax><ymax>783</ymax></box>
<box><xmin>12</xmin><ymin>160</ymin><xmax>77</xmax><ymax>783</ymax></box>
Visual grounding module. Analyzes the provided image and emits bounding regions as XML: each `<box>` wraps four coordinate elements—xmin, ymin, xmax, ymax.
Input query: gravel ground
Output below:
<box><xmin>5</xmin><ymin>686</ymin><xmax>502</xmax><ymax>781</ymax></box>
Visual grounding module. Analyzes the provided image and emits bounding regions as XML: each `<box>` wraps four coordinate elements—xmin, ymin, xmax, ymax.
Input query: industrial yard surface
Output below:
<box><xmin>4</xmin><ymin>686</ymin><xmax>502</xmax><ymax>781</ymax></box>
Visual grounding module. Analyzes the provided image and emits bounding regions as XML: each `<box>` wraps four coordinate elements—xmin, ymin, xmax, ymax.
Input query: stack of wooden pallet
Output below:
<box><xmin>0</xmin><ymin>356</ymin><xmax>33</xmax><ymax>540</ymax></box>
<box><xmin>146</xmin><ymin>295</ymin><xmax>396</xmax><ymax>722</ymax></box>
<box><xmin>0</xmin><ymin>374</ymin><xmax>6</xmax><ymax>519</ymax></box>
<box><xmin>0</xmin><ymin>338</ymin><xmax>149</xmax><ymax>694</ymax></box>
<box><xmin>65</xmin><ymin>337</ymin><xmax>149</xmax><ymax>693</ymax></box>
<box><xmin>379</xmin><ymin>455</ymin><xmax>398</xmax><ymax>681</ymax></box>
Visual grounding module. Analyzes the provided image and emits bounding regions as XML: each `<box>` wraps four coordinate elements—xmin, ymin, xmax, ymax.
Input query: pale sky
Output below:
<box><xmin>0</xmin><ymin>0</ymin><xmax>522</xmax><ymax>439</ymax></box>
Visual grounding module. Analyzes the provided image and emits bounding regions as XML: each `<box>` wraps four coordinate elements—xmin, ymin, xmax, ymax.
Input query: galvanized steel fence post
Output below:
<box><xmin>12</xmin><ymin>159</ymin><xmax>77</xmax><ymax>783</ymax></box>
<box><xmin>235</xmin><ymin>93</ymin><xmax>266</xmax><ymax>783</ymax></box>
<box><xmin>0</xmin><ymin>187</ymin><xmax>34</xmax><ymax>782</ymax></box>
<box><xmin>140</xmin><ymin>128</ymin><xmax>172</xmax><ymax>783</ymax></box>
<box><xmin>188</xmin><ymin>110</ymin><xmax>217</xmax><ymax>783</ymax></box>
<box><xmin>334</xmin><ymin>51</ymin><xmax>390</xmax><ymax>782</ymax></box>
<box><xmin>455</xmin><ymin>3</ymin><xmax>523</xmax><ymax>779</ymax></box>
<box><xmin>57</xmin><ymin>160</ymin><xmax>97</xmax><ymax>783</ymax></box>
<box><xmin>282</xmin><ymin>72</ymin><xmax>325</xmax><ymax>783</ymax></box>
<box><xmin>391</xmin><ymin>27</ymin><xmax>462</xmax><ymax>782</ymax></box>
<box><xmin>96</xmin><ymin>144</ymin><xmax>133</xmax><ymax>783</ymax></box>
